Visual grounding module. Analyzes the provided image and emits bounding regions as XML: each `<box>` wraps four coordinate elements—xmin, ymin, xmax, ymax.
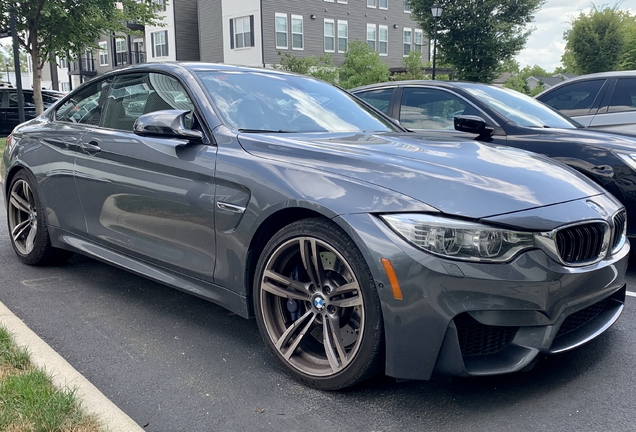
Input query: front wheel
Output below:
<box><xmin>253</xmin><ymin>218</ymin><xmax>384</xmax><ymax>390</ymax></box>
<box><xmin>7</xmin><ymin>170</ymin><xmax>73</xmax><ymax>265</ymax></box>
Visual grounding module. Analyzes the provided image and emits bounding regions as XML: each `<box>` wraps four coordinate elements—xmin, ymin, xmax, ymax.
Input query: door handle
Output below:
<box><xmin>80</xmin><ymin>141</ymin><xmax>101</xmax><ymax>154</ymax></box>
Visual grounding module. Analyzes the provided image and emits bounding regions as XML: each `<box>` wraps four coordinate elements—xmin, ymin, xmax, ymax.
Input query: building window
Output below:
<box><xmin>324</xmin><ymin>0</ymin><xmax>334</xmax><ymax>2</ymax></box>
<box><xmin>98</xmin><ymin>41</ymin><xmax>108</xmax><ymax>66</ymax></box>
<box><xmin>367</xmin><ymin>0</ymin><xmax>376</xmax><ymax>7</ymax></box>
<box><xmin>61</xmin><ymin>82</ymin><xmax>70</xmax><ymax>92</ymax></box>
<box><xmin>291</xmin><ymin>15</ymin><xmax>303</xmax><ymax>50</ymax></box>
<box><xmin>116</xmin><ymin>38</ymin><xmax>127</xmax><ymax>64</ymax></box>
<box><xmin>151</xmin><ymin>30</ymin><xmax>168</xmax><ymax>57</ymax></box>
<box><xmin>337</xmin><ymin>0</ymin><xmax>348</xmax><ymax>3</ymax></box>
<box><xmin>403</xmin><ymin>28</ymin><xmax>412</xmax><ymax>56</ymax></box>
<box><xmin>367</xmin><ymin>24</ymin><xmax>376</xmax><ymax>51</ymax></box>
<box><xmin>379</xmin><ymin>0</ymin><xmax>388</xmax><ymax>9</ymax></box>
<box><xmin>324</xmin><ymin>19</ymin><xmax>335</xmax><ymax>52</ymax></box>
<box><xmin>275</xmin><ymin>13</ymin><xmax>288</xmax><ymax>49</ymax></box>
<box><xmin>231</xmin><ymin>16</ymin><xmax>254</xmax><ymax>49</ymax></box>
<box><xmin>153</xmin><ymin>0</ymin><xmax>166</xmax><ymax>12</ymax></box>
<box><xmin>414</xmin><ymin>29</ymin><xmax>424</xmax><ymax>53</ymax></box>
<box><xmin>404</xmin><ymin>0</ymin><xmax>411</xmax><ymax>12</ymax></box>
<box><xmin>57</xmin><ymin>57</ymin><xmax>68</xmax><ymax>69</ymax></box>
<box><xmin>338</xmin><ymin>20</ymin><xmax>348</xmax><ymax>53</ymax></box>
<box><xmin>379</xmin><ymin>25</ymin><xmax>388</xmax><ymax>55</ymax></box>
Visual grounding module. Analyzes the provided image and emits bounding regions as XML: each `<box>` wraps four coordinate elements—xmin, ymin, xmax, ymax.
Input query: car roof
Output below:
<box><xmin>350</xmin><ymin>80</ymin><xmax>497</xmax><ymax>93</ymax></box>
<box><xmin>94</xmin><ymin>61</ymin><xmax>301</xmax><ymax>79</ymax></box>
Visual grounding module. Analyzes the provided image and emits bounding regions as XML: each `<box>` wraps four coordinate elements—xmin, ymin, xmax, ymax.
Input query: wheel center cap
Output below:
<box><xmin>312</xmin><ymin>295</ymin><xmax>326</xmax><ymax>311</ymax></box>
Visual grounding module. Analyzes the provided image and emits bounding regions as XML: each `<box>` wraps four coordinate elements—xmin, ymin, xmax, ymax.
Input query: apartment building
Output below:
<box><xmin>198</xmin><ymin>0</ymin><xmax>430</xmax><ymax>68</ymax></box>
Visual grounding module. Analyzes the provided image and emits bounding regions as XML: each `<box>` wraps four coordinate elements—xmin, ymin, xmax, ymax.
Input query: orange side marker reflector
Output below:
<box><xmin>381</xmin><ymin>258</ymin><xmax>403</xmax><ymax>300</ymax></box>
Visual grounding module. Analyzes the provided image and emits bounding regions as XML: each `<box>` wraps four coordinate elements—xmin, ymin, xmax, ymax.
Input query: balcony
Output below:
<box><xmin>115</xmin><ymin>50</ymin><xmax>147</xmax><ymax>66</ymax></box>
<box><xmin>69</xmin><ymin>58</ymin><xmax>97</xmax><ymax>77</ymax></box>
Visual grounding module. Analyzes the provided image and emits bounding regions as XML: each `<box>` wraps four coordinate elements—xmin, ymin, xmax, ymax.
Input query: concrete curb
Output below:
<box><xmin>0</xmin><ymin>300</ymin><xmax>143</xmax><ymax>432</ymax></box>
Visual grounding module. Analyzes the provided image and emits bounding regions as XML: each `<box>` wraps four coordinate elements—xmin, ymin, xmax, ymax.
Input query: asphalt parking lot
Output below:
<box><xmin>0</xmin><ymin>200</ymin><xmax>635</xmax><ymax>432</ymax></box>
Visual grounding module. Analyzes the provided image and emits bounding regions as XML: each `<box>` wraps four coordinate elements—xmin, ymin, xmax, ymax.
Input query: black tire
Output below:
<box><xmin>253</xmin><ymin>217</ymin><xmax>384</xmax><ymax>390</ymax></box>
<box><xmin>6</xmin><ymin>170</ymin><xmax>73</xmax><ymax>265</ymax></box>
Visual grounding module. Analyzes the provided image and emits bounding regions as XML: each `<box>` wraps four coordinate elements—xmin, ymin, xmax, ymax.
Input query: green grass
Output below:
<box><xmin>0</xmin><ymin>137</ymin><xmax>6</xmax><ymax>154</ymax></box>
<box><xmin>0</xmin><ymin>326</ymin><xmax>104</xmax><ymax>432</ymax></box>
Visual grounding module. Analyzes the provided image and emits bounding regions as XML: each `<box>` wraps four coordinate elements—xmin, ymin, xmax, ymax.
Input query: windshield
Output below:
<box><xmin>462</xmin><ymin>85</ymin><xmax>579</xmax><ymax>129</ymax></box>
<box><xmin>195</xmin><ymin>71</ymin><xmax>399</xmax><ymax>133</ymax></box>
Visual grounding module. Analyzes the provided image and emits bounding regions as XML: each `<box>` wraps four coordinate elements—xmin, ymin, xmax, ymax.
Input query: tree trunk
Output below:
<box><xmin>30</xmin><ymin>31</ymin><xmax>44</xmax><ymax>115</ymax></box>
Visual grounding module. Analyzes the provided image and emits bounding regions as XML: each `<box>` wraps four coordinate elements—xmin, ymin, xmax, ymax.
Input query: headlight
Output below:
<box><xmin>380</xmin><ymin>213</ymin><xmax>536</xmax><ymax>262</ymax></box>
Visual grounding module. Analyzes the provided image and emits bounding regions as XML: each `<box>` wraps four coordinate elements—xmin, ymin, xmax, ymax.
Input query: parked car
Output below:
<box><xmin>351</xmin><ymin>80</ymin><xmax>636</xmax><ymax>240</ymax></box>
<box><xmin>1</xmin><ymin>64</ymin><xmax>629</xmax><ymax>390</ymax></box>
<box><xmin>0</xmin><ymin>85</ymin><xmax>65</xmax><ymax>135</ymax></box>
<box><xmin>536</xmin><ymin>71</ymin><xmax>636</xmax><ymax>133</ymax></box>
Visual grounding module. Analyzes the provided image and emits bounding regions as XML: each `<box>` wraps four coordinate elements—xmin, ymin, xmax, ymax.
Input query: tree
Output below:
<box><xmin>0</xmin><ymin>1</ymin><xmax>162</xmax><ymax>114</ymax></box>
<box><xmin>562</xmin><ymin>4</ymin><xmax>632</xmax><ymax>74</ymax></box>
<box><xmin>338</xmin><ymin>40</ymin><xmax>390</xmax><ymax>89</ymax></box>
<box><xmin>503</xmin><ymin>64</ymin><xmax>550</xmax><ymax>95</ymax></box>
<box><xmin>618</xmin><ymin>14</ymin><xmax>636</xmax><ymax>70</ymax></box>
<box><xmin>399</xmin><ymin>50</ymin><xmax>426</xmax><ymax>80</ymax></box>
<box><xmin>409</xmin><ymin>0</ymin><xmax>544</xmax><ymax>83</ymax></box>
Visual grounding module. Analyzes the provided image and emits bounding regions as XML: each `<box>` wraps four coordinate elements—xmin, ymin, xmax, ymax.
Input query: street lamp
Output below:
<box><xmin>431</xmin><ymin>2</ymin><xmax>443</xmax><ymax>80</ymax></box>
<box><xmin>5</xmin><ymin>62</ymin><xmax>10</xmax><ymax>85</ymax></box>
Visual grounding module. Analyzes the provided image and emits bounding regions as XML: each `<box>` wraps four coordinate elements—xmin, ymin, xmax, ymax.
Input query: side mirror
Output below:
<box><xmin>454</xmin><ymin>115</ymin><xmax>494</xmax><ymax>137</ymax></box>
<box><xmin>133</xmin><ymin>110</ymin><xmax>203</xmax><ymax>141</ymax></box>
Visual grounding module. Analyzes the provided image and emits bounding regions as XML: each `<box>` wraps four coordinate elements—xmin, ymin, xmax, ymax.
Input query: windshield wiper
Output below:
<box><xmin>238</xmin><ymin>128</ymin><xmax>293</xmax><ymax>133</ymax></box>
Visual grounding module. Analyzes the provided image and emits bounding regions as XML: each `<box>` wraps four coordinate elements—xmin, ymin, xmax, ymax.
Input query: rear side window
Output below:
<box><xmin>355</xmin><ymin>88</ymin><xmax>394</xmax><ymax>114</ymax></box>
<box><xmin>55</xmin><ymin>79</ymin><xmax>109</xmax><ymax>125</ymax></box>
<box><xmin>608</xmin><ymin>78</ymin><xmax>636</xmax><ymax>113</ymax></box>
<box><xmin>538</xmin><ymin>79</ymin><xmax>605</xmax><ymax>116</ymax></box>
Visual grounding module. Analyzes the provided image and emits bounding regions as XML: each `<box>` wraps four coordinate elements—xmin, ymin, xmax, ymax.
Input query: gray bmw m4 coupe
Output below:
<box><xmin>0</xmin><ymin>63</ymin><xmax>629</xmax><ymax>390</ymax></box>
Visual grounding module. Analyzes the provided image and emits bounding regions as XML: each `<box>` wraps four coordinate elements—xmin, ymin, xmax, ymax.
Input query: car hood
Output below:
<box><xmin>237</xmin><ymin>132</ymin><xmax>603</xmax><ymax>219</ymax></box>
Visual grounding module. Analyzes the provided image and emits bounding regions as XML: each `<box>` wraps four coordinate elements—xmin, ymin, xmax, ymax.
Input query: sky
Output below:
<box><xmin>515</xmin><ymin>0</ymin><xmax>636</xmax><ymax>71</ymax></box>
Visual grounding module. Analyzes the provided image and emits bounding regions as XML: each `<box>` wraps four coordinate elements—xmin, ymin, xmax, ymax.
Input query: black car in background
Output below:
<box><xmin>352</xmin><ymin>80</ymin><xmax>636</xmax><ymax>240</ymax></box>
<box><xmin>0</xmin><ymin>85</ymin><xmax>64</xmax><ymax>134</ymax></box>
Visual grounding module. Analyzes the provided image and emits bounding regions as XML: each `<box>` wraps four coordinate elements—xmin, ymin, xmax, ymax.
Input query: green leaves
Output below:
<box><xmin>409</xmin><ymin>0</ymin><xmax>544</xmax><ymax>83</ymax></box>
<box><xmin>563</xmin><ymin>4</ymin><xmax>635</xmax><ymax>74</ymax></box>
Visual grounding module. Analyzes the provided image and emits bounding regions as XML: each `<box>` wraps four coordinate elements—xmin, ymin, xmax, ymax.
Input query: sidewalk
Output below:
<box><xmin>0</xmin><ymin>300</ymin><xmax>143</xmax><ymax>432</ymax></box>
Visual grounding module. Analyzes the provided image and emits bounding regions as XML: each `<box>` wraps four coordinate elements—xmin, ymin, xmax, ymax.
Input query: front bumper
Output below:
<box><xmin>335</xmin><ymin>212</ymin><xmax>629</xmax><ymax>381</ymax></box>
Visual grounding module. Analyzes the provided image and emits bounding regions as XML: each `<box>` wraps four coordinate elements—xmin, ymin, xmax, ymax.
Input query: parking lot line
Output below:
<box><xmin>627</xmin><ymin>291</ymin><xmax>636</xmax><ymax>298</ymax></box>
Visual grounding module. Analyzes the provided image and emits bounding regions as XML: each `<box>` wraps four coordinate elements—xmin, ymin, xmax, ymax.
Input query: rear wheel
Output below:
<box><xmin>253</xmin><ymin>218</ymin><xmax>384</xmax><ymax>390</ymax></box>
<box><xmin>7</xmin><ymin>170</ymin><xmax>73</xmax><ymax>265</ymax></box>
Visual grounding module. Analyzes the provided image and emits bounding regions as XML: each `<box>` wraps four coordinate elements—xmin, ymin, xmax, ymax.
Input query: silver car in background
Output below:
<box><xmin>1</xmin><ymin>63</ymin><xmax>629</xmax><ymax>390</ymax></box>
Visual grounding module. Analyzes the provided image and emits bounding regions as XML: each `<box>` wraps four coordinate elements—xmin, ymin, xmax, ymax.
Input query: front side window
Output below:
<box><xmin>537</xmin><ymin>79</ymin><xmax>605</xmax><ymax>117</ymax></box>
<box><xmin>608</xmin><ymin>78</ymin><xmax>636</xmax><ymax>113</ymax></box>
<box><xmin>399</xmin><ymin>87</ymin><xmax>471</xmax><ymax>130</ymax></box>
<box><xmin>324</xmin><ymin>19</ymin><xmax>335</xmax><ymax>52</ymax></box>
<box><xmin>99</xmin><ymin>41</ymin><xmax>108</xmax><ymax>66</ymax></box>
<box><xmin>152</xmin><ymin>30</ymin><xmax>168</xmax><ymax>57</ymax></box>
<box><xmin>379</xmin><ymin>26</ymin><xmax>388</xmax><ymax>56</ymax></box>
<box><xmin>275</xmin><ymin>13</ymin><xmax>288</xmax><ymax>49</ymax></box>
<box><xmin>291</xmin><ymin>15</ymin><xmax>303</xmax><ymax>50</ymax></box>
<box><xmin>338</xmin><ymin>21</ymin><xmax>348</xmax><ymax>53</ymax></box>
<box><xmin>367</xmin><ymin>24</ymin><xmax>376</xmax><ymax>51</ymax></box>
<box><xmin>101</xmin><ymin>72</ymin><xmax>194</xmax><ymax>132</ymax></box>
<box><xmin>9</xmin><ymin>92</ymin><xmax>35</xmax><ymax>108</ymax></box>
<box><xmin>196</xmin><ymin>71</ymin><xmax>399</xmax><ymax>133</ymax></box>
<box><xmin>232</xmin><ymin>16</ymin><xmax>253</xmax><ymax>49</ymax></box>
<box><xmin>403</xmin><ymin>28</ymin><xmax>412</xmax><ymax>56</ymax></box>
<box><xmin>55</xmin><ymin>79</ymin><xmax>109</xmax><ymax>125</ymax></box>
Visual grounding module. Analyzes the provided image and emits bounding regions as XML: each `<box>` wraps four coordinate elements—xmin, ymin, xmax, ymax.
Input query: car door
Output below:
<box><xmin>537</xmin><ymin>78</ymin><xmax>608</xmax><ymax>127</ymax></box>
<box><xmin>72</xmin><ymin>71</ymin><xmax>219</xmax><ymax>282</ymax></box>
<box><xmin>395</xmin><ymin>86</ymin><xmax>507</xmax><ymax>144</ymax></box>
<box><xmin>589</xmin><ymin>77</ymin><xmax>636</xmax><ymax>133</ymax></box>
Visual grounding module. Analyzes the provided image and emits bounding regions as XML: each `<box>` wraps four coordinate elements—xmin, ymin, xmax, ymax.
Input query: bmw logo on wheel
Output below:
<box><xmin>313</xmin><ymin>296</ymin><xmax>325</xmax><ymax>310</ymax></box>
